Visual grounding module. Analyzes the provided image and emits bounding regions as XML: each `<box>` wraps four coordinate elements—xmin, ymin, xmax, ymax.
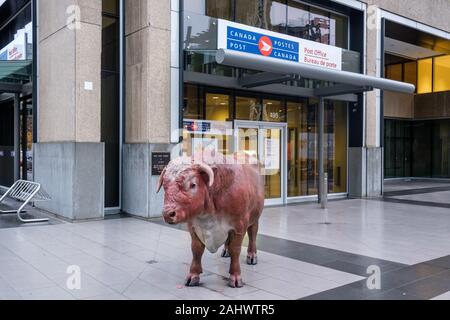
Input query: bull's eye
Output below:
<box><xmin>190</xmin><ymin>183</ymin><xmax>197</xmax><ymax>189</ymax></box>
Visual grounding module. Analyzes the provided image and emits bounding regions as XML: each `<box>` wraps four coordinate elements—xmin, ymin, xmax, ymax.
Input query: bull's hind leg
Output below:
<box><xmin>221</xmin><ymin>235</ymin><xmax>231</xmax><ymax>258</ymax></box>
<box><xmin>186</xmin><ymin>229</ymin><xmax>205</xmax><ymax>287</ymax></box>
<box><xmin>246</xmin><ymin>222</ymin><xmax>259</xmax><ymax>265</ymax></box>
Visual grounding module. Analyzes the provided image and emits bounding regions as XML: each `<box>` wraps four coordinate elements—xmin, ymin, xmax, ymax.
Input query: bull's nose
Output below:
<box><xmin>163</xmin><ymin>211</ymin><xmax>177</xmax><ymax>224</ymax></box>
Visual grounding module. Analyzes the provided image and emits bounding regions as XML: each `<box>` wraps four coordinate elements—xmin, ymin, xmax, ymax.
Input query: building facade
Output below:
<box><xmin>0</xmin><ymin>0</ymin><xmax>449</xmax><ymax>221</ymax></box>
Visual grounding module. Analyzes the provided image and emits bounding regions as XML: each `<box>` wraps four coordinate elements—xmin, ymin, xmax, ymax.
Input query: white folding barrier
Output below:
<box><xmin>0</xmin><ymin>180</ymin><xmax>50</xmax><ymax>223</ymax></box>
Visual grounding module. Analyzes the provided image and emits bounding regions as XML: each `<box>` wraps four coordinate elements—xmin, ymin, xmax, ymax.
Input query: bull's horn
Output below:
<box><xmin>196</xmin><ymin>163</ymin><xmax>214</xmax><ymax>187</ymax></box>
<box><xmin>156</xmin><ymin>168</ymin><xmax>166</xmax><ymax>193</ymax></box>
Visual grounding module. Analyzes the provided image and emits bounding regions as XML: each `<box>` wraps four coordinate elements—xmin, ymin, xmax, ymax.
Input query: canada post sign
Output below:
<box><xmin>218</xmin><ymin>20</ymin><xmax>342</xmax><ymax>71</ymax></box>
<box><xmin>226</xmin><ymin>26</ymin><xmax>300</xmax><ymax>63</ymax></box>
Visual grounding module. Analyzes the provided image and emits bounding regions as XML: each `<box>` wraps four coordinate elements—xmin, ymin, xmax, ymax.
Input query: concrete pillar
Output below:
<box><xmin>348</xmin><ymin>5</ymin><xmax>383</xmax><ymax>199</ymax></box>
<box><xmin>122</xmin><ymin>0</ymin><xmax>178</xmax><ymax>218</ymax></box>
<box><xmin>34</xmin><ymin>0</ymin><xmax>104</xmax><ymax>220</ymax></box>
<box><xmin>365</xmin><ymin>5</ymin><xmax>383</xmax><ymax>197</ymax></box>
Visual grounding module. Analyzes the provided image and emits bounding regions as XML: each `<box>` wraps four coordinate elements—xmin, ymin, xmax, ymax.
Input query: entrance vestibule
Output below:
<box><xmin>182</xmin><ymin>84</ymin><xmax>349</xmax><ymax>204</ymax></box>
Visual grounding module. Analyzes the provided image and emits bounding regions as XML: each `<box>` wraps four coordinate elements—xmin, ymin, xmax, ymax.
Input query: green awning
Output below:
<box><xmin>0</xmin><ymin>60</ymin><xmax>32</xmax><ymax>84</ymax></box>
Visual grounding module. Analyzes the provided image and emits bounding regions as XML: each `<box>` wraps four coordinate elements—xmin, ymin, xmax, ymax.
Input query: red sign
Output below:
<box><xmin>258</xmin><ymin>36</ymin><xmax>273</xmax><ymax>56</ymax></box>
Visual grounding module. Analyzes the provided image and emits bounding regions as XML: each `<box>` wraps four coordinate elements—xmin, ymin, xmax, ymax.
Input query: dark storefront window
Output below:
<box><xmin>385</xmin><ymin>119</ymin><xmax>450</xmax><ymax>179</ymax></box>
<box><xmin>432</xmin><ymin>120</ymin><xmax>450</xmax><ymax>178</ymax></box>
<box><xmin>101</xmin><ymin>0</ymin><xmax>120</xmax><ymax>208</ymax></box>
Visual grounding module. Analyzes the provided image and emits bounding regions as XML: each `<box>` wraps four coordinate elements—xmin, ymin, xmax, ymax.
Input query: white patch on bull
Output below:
<box><xmin>192</xmin><ymin>215</ymin><xmax>232</xmax><ymax>254</ymax></box>
<box><xmin>165</xmin><ymin>156</ymin><xmax>193</xmax><ymax>181</ymax></box>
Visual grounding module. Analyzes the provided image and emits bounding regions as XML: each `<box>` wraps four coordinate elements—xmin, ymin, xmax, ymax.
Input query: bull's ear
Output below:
<box><xmin>156</xmin><ymin>168</ymin><xmax>166</xmax><ymax>193</ymax></box>
<box><xmin>196</xmin><ymin>163</ymin><xmax>214</xmax><ymax>188</ymax></box>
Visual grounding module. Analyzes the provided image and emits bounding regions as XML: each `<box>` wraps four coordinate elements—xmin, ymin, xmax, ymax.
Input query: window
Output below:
<box><xmin>309</xmin><ymin>7</ymin><xmax>330</xmax><ymax>45</ymax></box>
<box><xmin>417</xmin><ymin>58</ymin><xmax>433</xmax><ymax>94</ymax></box>
<box><xmin>235</xmin><ymin>0</ymin><xmax>261</xmax><ymax>27</ymax></box>
<box><xmin>183</xmin><ymin>84</ymin><xmax>203</xmax><ymax>119</ymax></box>
<box><xmin>433</xmin><ymin>55</ymin><xmax>450</xmax><ymax>93</ymax></box>
<box><xmin>403</xmin><ymin>61</ymin><xmax>417</xmax><ymax>87</ymax></box>
<box><xmin>432</xmin><ymin>120</ymin><xmax>450</xmax><ymax>178</ymax></box>
<box><xmin>206</xmin><ymin>0</ymin><xmax>233</xmax><ymax>21</ymax></box>
<box><xmin>385</xmin><ymin>57</ymin><xmax>450</xmax><ymax>94</ymax></box>
<box><xmin>385</xmin><ymin>119</ymin><xmax>450</xmax><ymax>179</ymax></box>
<box><xmin>263</xmin><ymin>99</ymin><xmax>285</xmax><ymax>122</ymax></box>
<box><xmin>202</xmin><ymin>0</ymin><xmax>349</xmax><ymax>49</ymax></box>
<box><xmin>327</xmin><ymin>101</ymin><xmax>347</xmax><ymax>193</ymax></box>
<box><xmin>330</xmin><ymin>13</ymin><xmax>348</xmax><ymax>48</ymax></box>
<box><xmin>287</xmin><ymin>1</ymin><xmax>309</xmax><ymax>39</ymax></box>
<box><xmin>205</xmin><ymin>93</ymin><xmax>231</xmax><ymax>121</ymax></box>
<box><xmin>236</xmin><ymin>96</ymin><xmax>261</xmax><ymax>121</ymax></box>
<box><xmin>385</xmin><ymin>64</ymin><xmax>402</xmax><ymax>82</ymax></box>
<box><xmin>185</xmin><ymin>0</ymin><xmax>206</xmax><ymax>15</ymax></box>
<box><xmin>263</xmin><ymin>0</ymin><xmax>287</xmax><ymax>34</ymax></box>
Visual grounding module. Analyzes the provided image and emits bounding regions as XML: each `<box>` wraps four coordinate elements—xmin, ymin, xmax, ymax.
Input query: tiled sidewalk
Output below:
<box><xmin>0</xmin><ymin>218</ymin><xmax>362</xmax><ymax>300</ymax></box>
<box><xmin>1</xmin><ymin>195</ymin><xmax>450</xmax><ymax>300</ymax></box>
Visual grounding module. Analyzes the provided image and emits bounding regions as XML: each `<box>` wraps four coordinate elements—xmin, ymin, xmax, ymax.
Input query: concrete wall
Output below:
<box><xmin>34</xmin><ymin>143</ymin><xmax>104</xmax><ymax>220</ymax></box>
<box><xmin>38</xmin><ymin>0</ymin><xmax>102</xmax><ymax>143</ymax></box>
<box><xmin>122</xmin><ymin>144</ymin><xmax>179</xmax><ymax>218</ymax></box>
<box><xmin>415</xmin><ymin>91</ymin><xmax>450</xmax><ymax>119</ymax></box>
<box><xmin>123</xmin><ymin>0</ymin><xmax>175</xmax><ymax>217</ymax></box>
<box><xmin>384</xmin><ymin>91</ymin><xmax>414</xmax><ymax>119</ymax></box>
<box><xmin>367</xmin><ymin>0</ymin><xmax>450</xmax><ymax>32</ymax></box>
<box><xmin>125</xmin><ymin>0</ymin><xmax>171</xmax><ymax>144</ymax></box>
<box><xmin>35</xmin><ymin>0</ymin><xmax>104</xmax><ymax>220</ymax></box>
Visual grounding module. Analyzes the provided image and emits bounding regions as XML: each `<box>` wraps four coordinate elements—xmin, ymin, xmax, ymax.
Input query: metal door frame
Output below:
<box><xmin>234</xmin><ymin>120</ymin><xmax>288</xmax><ymax>206</ymax></box>
<box><xmin>104</xmin><ymin>0</ymin><xmax>124</xmax><ymax>215</ymax></box>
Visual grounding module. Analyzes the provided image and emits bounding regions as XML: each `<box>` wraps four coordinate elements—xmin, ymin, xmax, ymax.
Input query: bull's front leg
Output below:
<box><xmin>227</xmin><ymin>230</ymin><xmax>245</xmax><ymax>288</ymax></box>
<box><xmin>186</xmin><ymin>228</ymin><xmax>205</xmax><ymax>287</ymax></box>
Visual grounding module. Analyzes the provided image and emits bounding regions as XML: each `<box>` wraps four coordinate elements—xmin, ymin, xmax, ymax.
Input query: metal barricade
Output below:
<box><xmin>0</xmin><ymin>180</ymin><xmax>50</xmax><ymax>223</ymax></box>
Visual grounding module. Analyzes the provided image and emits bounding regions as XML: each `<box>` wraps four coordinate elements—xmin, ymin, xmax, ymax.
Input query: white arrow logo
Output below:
<box><xmin>260</xmin><ymin>39</ymin><xmax>272</xmax><ymax>52</ymax></box>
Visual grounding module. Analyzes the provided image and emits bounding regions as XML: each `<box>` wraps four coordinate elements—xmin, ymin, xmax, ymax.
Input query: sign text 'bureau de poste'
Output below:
<box><xmin>217</xmin><ymin>20</ymin><xmax>342</xmax><ymax>71</ymax></box>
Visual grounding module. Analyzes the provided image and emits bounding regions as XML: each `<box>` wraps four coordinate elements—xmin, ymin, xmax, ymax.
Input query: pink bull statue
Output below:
<box><xmin>157</xmin><ymin>153</ymin><xmax>264</xmax><ymax>288</ymax></box>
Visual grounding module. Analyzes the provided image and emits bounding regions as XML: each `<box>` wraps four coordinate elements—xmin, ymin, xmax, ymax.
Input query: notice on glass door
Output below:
<box><xmin>264</xmin><ymin>138</ymin><xmax>280</xmax><ymax>171</ymax></box>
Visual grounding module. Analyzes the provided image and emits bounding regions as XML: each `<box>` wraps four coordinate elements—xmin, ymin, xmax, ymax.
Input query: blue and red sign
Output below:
<box><xmin>226</xmin><ymin>26</ymin><xmax>299</xmax><ymax>63</ymax></box>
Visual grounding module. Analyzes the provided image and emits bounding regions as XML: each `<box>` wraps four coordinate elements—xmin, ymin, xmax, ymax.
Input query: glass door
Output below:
<box><xmin>235</xmin><ymin>121</ymin><xmax>287</xmax><ymax>206</ymax></box>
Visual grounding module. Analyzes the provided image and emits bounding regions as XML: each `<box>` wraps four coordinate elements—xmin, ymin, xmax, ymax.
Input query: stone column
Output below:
<box><xmin>34</xmin><ymin>0</ymin><xmax>104</xmax><ymax>220</ymax></box>
<box><xmin>349</xmin><ymin>4</ymin><xmax>383</xmax><ymax>199</ymax></box>
<box><xmin>122</xmin><ymin>0</ymin><xmax>179</xmax><ymax>218</ymax></box>
<box><xmin>364</xmin><ymin>13</ymin><xmax>383</xmax><ymax>197</ymax></box>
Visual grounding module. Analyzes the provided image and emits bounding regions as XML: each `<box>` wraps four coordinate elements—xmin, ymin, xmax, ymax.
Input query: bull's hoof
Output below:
<box><xmin>228</xmin><ymin>275</ymin><xmax>244</xmax><ymax>288</ymax></box>
<box><xmin>185</xmin><ymin>274</ymin><xmax>201</xmax><ymax>287</ymax></box>
<box><xmin>221</xmin><ymin>248</ymin><xmax>230</xmax><ymax>258</ymax></box>
<box><xmin>247</xmin><ymin>254</ymin><xmax>258</xmax><ymax>265</ymax></box>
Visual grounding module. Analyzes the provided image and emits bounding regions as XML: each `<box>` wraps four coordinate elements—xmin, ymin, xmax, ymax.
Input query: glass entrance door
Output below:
<box><xmin>235</xmin><ymin>121</ymin><xmax>287</xmax><ymax>205</ymax></box>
